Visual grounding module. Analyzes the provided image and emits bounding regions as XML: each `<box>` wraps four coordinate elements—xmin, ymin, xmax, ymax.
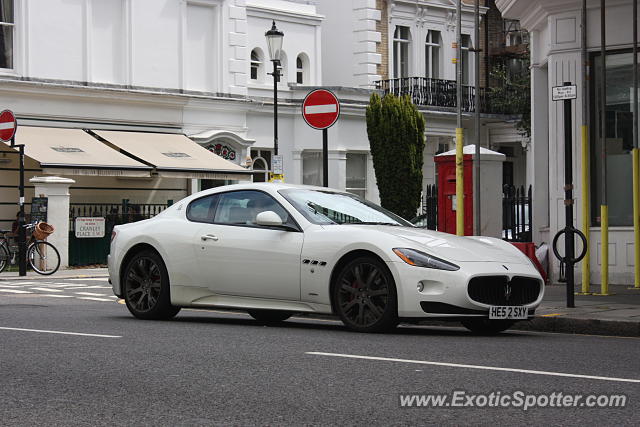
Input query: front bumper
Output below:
<box><xmin>387</xmin><ymin>260</ymin><xmax>544</xmax><ymax>319</ymax></box>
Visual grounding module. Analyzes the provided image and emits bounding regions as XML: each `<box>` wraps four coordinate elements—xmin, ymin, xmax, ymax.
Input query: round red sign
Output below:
<box><xmin>0</xmin><ymin>110</ymin><xmax>17</xmax><ymax>142</ymax></box>
<box><xmin>302</xmin><ymin>89</ymin><xmax>340</xmax><ymax>130</ymax></box>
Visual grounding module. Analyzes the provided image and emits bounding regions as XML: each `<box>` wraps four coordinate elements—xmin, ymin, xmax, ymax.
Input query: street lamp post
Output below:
<box><xmin>265</xmin><ymin>21</ymin><xmax>284</xmax><ymax>157</ymax></box>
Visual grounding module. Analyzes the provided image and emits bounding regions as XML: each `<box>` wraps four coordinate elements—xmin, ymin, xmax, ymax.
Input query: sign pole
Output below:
<box><xmin>10</xmin><ymin>133</ymin><xmax>27</xmax><ymax>277</ymax></box>
<box><xmin>302</xmin><ymin>89</ymin><xmax>340</xmax><ymax>188</ymax></box>
<box><xmin>563</xmin><ymin>82</ymin><xmax>575</xmax><ymax>308</ymax></box>
<box><xmin>323</xmin><ymin>128</ymin><xmax>328</xmax><ymax>187</ymax></box>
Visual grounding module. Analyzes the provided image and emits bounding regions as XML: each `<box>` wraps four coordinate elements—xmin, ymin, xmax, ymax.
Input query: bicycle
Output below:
<box><xmin>0</xmin><ymin>221</ymin><xmax>61</xmax><ymax>275</ymax></box>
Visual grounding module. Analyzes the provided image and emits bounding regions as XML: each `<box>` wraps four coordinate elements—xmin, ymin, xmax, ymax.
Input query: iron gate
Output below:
<box><xmin>69</xmin><ymin>199</ymin><xmax>172</xmax><ymax>266</ymax></box>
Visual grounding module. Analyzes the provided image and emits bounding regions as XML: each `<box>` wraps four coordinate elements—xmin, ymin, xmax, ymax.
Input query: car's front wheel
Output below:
<box><xmin>122</xmin><ymin>250</ymin><xmax>180</xmax><ymax>320</ymax></box>
<box><xmin>461</xmin><ymin>318</ymin><xmax>515</xmax><ymax>335</ymax></box>
<box><xmin>333</xmin><ymin>256</ymin><xmax>398</xmax><ymax>333</ymax></box>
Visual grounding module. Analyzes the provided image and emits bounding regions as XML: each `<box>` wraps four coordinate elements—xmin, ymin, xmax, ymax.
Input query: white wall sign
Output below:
<box><xmin>552</xmin><ymin>85</ymin><xmax>577</xmax><ymax>101</ymax></box>
<box><xmin>75</xmin><ymin>217</ymin><xmax>106</xmax><ymax>238</ymax></box>
<box><xmin>272</xmin><ymin>155</ymin><xmax>283</xmax><ymax>174</ymax></box>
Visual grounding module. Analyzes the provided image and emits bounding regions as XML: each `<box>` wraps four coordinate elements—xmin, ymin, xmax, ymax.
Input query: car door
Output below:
<box><xmin>194</xmin><ymin>190</ymin><xmax>303</xmax><ymax>300</ymax></box>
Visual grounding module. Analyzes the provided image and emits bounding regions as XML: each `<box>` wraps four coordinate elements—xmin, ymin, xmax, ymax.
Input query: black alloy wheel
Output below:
<box><xmin>123</xmin><ymin>250</ymin><xmax>180</xmax><ymax>320</ymax></box>
<box><xmin>333</xmin><ymin>256</ymin><xmax>398</xmax><ymax>333</ymax></box>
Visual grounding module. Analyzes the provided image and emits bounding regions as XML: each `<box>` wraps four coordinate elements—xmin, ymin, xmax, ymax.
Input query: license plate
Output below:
<box><xmin>489</xmin><ymin>306</ymin><xmax>528</xmax><ymax>320</ymax></box>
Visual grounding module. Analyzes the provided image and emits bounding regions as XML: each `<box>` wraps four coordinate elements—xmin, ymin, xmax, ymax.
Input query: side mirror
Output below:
<box><xmin>255</xmin><ymin>210</ymin><xmax>283</xmax><ymax>227</ymax></box>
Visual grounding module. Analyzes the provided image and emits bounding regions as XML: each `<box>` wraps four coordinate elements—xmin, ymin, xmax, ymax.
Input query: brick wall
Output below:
<box><xmin>376</xmin><ymin>0</ymin><xmax>389</xmax><ymax>80</ymax></box>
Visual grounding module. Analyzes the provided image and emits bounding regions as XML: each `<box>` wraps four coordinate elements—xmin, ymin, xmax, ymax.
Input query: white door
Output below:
<box><xmin>194</xmin><ymin>190</ymin><xmax>303</xmax><ymax>300</ymax></box>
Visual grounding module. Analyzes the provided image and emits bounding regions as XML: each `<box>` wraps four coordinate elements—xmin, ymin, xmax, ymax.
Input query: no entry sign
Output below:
<box><xmin>0</xmin><ymin>110</ymin><xmax>17</xmax><ymax>142</ymax></box>
<box><xmin>302</xmin><ymin>89</ymin><xmax>340</xmax><ymax>130</ymax></box>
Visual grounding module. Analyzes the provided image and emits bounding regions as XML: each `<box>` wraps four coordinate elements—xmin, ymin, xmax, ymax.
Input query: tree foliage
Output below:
<box><xmin>366</xmin><ymin>93</ymin><xmax>426</xmax><ymax>220</ymax></box>
<box><xmin>489</xmin><ymin>55</ymin><xmax>531</xmax><ymax>138</ymax></box>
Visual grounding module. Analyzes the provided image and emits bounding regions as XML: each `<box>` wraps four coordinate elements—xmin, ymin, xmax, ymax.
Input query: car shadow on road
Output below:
<box><xmin>105</xmin><ymin>312</ymin><xmax>537</xmax><ymax>338</ymax></box>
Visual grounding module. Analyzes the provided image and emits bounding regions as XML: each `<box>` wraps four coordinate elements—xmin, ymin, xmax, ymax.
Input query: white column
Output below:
<box><xmin>29</xmin><ymin>176</ymin><xmax>75</xmax><ymax>269</ymax></box>
<box><xmin>329</xmin><ymin>150</ymin><xmax>347</xmax><ymax>190</ymax></box>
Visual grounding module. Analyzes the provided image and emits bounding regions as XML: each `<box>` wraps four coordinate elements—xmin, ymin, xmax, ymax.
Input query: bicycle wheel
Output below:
<box><xmin>0</xmin><ymin>244</ymin><xmax>8</xmax><ymax>273</ymax></box>
<box><xmin>27</xmin><ymin>241</ymin><xmax>60</xmax><ymax>275</ymax></box>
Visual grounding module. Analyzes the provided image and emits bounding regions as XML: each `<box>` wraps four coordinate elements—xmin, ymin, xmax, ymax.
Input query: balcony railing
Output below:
<box><xmin>374</xmin><ymin>77</ymin><xmax>526</xmax><ymax>116</ymax></box>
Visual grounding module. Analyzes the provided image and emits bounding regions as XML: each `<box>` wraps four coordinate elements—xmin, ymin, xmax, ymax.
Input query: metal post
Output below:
<box><xmin>632</xmin><ymin>0</ymin><xmax>640</xmax><ymax>289</ymax></box>
<box><xmin>455</xmin><ymin>0</ymin><xmax>465</xmax><ymax>236</ymax></box>
<box><xmin>272</xmin><ymin>60</ymin><xmax>279</xmax><ymax>156</ymax></box>
<box><xmin>323</xmin><ymin>128</ymin><xmax>328</xmax><ymax>187</ymax></box>
<box><xmin>17</xmin><ymin>141</ymin><xmax>26</xmax><ymax>276</ymax></box>
<box><xmin>598</xmin><ymin>0</ymin><xmax>610</xmax><ymax>295</ymax></box>
<box><xmin>578</xmin><ymin>0</ymin><xmax>592</xmax><ymax>295</ymax></box>
<box><xmin>474</xmin><ymin>0</ymin><xmax>481</xmax><ymax>235</ymax></box>
<box><xmin>563</xmin><ymin>82</ymin><xmax>576</xmax><ymax>308</ymax></box>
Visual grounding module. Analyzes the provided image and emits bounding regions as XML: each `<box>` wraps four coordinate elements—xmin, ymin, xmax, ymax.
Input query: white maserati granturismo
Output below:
<box><xmin>108</xmin><ymin>183</ymin><xmax>544</xmax><ymax>334</ymax></box>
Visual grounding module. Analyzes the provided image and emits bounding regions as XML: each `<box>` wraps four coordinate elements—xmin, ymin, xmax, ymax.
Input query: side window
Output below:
<box><xmin>213</xmin><ymin>191</ymin><xmax>293</xmax><ymax>227</ymax></box>
<box><xmin>186</xmin><ymin>195</ymin><xmax>217</xmax><ymax>223</ymax></box>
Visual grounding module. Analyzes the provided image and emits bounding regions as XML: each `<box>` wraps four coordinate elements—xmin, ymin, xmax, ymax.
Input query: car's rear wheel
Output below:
<box><xmin>461</xmin><ymin>318</ymin><xmax>515</xmax><ymax>335</ymax></box>
<box><xmin>333</xmin><ymin>256</ymin><xmax>398</xmax><ymax>333</ymax></box>
<box><xmin>123</xmin><ymin>250</ymin><xmax>180</xmax><ymax>320</ymax></box>
<box><xmin>247</xmin><ymin>309</ymin><xmax>292</xmax><ymax>323</ymax></box>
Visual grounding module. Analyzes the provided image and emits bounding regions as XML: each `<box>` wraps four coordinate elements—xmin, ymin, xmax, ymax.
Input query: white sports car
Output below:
<box><xmin>108</xmin><ymin>183</ymin><xmax>544</xmax><ymax>334</ymax></box>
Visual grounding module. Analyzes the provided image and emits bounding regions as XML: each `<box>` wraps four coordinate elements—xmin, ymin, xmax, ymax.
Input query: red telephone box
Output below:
<box><xmin>434</xmin><ymin>153</ymin><xmax>474</xmax><ymax>236</ymax></box>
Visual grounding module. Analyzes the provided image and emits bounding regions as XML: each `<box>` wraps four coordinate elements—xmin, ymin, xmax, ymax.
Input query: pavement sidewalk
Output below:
<box><xmin>1</xmin><ymin>268</ymin><xmax>639</xmax><ymax>337</ymax></box>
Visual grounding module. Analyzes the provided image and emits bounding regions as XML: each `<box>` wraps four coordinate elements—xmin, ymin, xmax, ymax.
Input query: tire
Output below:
<box><xmin>0</xmin><ymin>244</ymin><xmax>8</xmax><ymax>273</ymax></box>
<box><xmin>27</xmin><ymin>241</ymin><xmax>60</xmax><ymax>275</ymax></box>
<box><xmin>247</xmin><ymin>309</ymin><xmax>292</xmax><ymax>323</ymax></box>
<box><xmin>333</xmin><ymin>256</ymin><xmax>398</xmax><ymax>333</ymax></box>
<box><xmin>461</xmin><ymin>318</ymin><xmax>515</xmax><ymax>335</ymax></box>
<box><xmin>122</xmin><ymin>250</ymin><xmax>180</xmax><ymax>320</ymax></box>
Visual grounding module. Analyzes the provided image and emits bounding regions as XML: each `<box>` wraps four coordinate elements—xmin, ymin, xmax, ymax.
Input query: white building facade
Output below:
<box><xmin>1</xmin><ymin>0</ymin><xmax>526</xmax><ymax>266</ymax></box>
<box><xmin>497</xmin><ymin>0</ymin><xmax>639</xmax><ymax>284</ymax></box>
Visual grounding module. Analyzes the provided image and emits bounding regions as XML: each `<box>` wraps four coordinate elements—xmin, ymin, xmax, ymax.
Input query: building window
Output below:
<box><xmin>425</xmin><ymin>30</ymin><xmax>441</xmax><ymax>79</ymax></box>
<box><xmin>296</xmin><ymin>53</ymin><xmax>310</xmax><ymax>85</ymax></box>
<box><xmin>250</xmin><ymin>149</ymin><xmax>272</xmax><ymax>183</ymax></box>
<box><xmin>302</xmin><ymin>151</ymin><xmax>322</xmax><ymax>186</ymax></box>
<box><xmin>590</xmin><ymin>50</ymin><xmax>637</xmax><ymax>226</ymax></box>
<box><xmin>461</xmin><ymin>34</ymin><xmax>472</xmax><ymax>85</ymax></box>
<box><xmin>0</xmin><ymin>0</ymin><xmax>14</xmax><ymax>70</ymax></box>
<box><xmin>250</xmin><ymin>48</ymin><xmax>264</xmax><ymax>81</ymax></box>
<box><xmin>346</xmin><ymin>153</ymin><xmax>367</xmax><ymax>199</ymax></box>
<box><xmin>296</xmin><ymin>56</ymin><xmax>303</xmax><ymax>84</ymax></box>
<box><xmin>393</xmin><ymin>26</ymin><xmax>410</xmax><ymax>78</ymax></box>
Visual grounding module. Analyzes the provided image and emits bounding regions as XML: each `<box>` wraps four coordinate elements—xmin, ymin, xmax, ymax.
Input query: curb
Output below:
<box><xmin>511</xmin><ymin>316</ymin><xmax>640</xmax><ymax>338</ymax></box>
<box><xmin>0</xmin><ymin>273</ymin><xmax>109</xmax><ymax>281</ymax></box>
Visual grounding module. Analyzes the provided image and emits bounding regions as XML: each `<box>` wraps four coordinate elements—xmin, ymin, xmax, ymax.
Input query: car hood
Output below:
<box><xmin>344</xmin><ymin>225</ymin><xmax>527</xmax><ymax>263</ymax></box>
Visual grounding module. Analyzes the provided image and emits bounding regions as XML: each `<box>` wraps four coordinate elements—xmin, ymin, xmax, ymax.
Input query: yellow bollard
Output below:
<box><xmin>455</xmin><ymin>127</ymin><xmax>464</xmax><ymax>236</ymax></box>
<box><xmin>577</xmin><ymin>125</ymin><xmax>592</xmax><ymax>295</ymax></box>
<box><xmin>632</xmin><ymin>148</ymin><xmax>640</xmax><ymax>289</ymax></box>
<box><xmin>595</xmin><ymin>205</ymin><xmax>611</xmax><ymax>295</ymax></box>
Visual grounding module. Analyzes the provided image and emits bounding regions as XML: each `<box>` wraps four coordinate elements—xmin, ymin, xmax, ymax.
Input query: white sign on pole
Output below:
<box><xmin>272</xmin><ymin>155</ymin><xmax>283</xmax><ymax>174</ymax></box>
<box><xmin>552</xmin><ymin>85</ymin><xmax>577</xmax><ymax>101</ymax></box>
<box><xmin>75</xmin><ymin>217</ymin><xmax>106</xmax><ymax>238</ymax></box>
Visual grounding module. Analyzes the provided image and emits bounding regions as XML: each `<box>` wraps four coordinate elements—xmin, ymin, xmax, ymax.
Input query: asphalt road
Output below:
<box><xmin>0</xmin><ymin>277</ymin><xmax>639</xmax><ymax>426</ymax></box>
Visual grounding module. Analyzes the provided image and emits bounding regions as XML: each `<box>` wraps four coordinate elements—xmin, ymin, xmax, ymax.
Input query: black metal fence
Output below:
<box><xmin>419</xmin><ymin>184</ymin><xmax>438</xmax><ymax>230</ymax></box>
<box><xmin>68</xmin><ymin>199</ymin><xmax>173</xmax><ymax>266</ymax></box>
<box><xmin>418</xmin><ymin>184</ymin><xmax>533</xmax><ymax>242</ymax></box>
<box><xmin>502</xmin><ymin>185</ymin><xmax>532</xmax><ymax>242</ymax></box>
<box><xmin>374</xmin><ymin>77</ymin><xmax>526</xmax><ymax>115</ymax></box>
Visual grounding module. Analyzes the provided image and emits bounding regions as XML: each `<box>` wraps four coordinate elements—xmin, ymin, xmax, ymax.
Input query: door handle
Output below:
<box><xmin>201</xmin><ymin>234</ymin><xmax>219</xmax><ymax>242</ymax></box>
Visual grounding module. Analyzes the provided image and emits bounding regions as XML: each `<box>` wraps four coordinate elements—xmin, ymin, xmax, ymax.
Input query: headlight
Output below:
<box><xmin>392</xmin><ymin>248</ymin><xmax>459</xmax><ymax>271</ymax></box>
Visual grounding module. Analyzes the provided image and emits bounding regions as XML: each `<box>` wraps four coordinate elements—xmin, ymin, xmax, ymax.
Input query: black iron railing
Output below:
<box><xmin>419</xmin><ymin>184</ymin><xmax>438</xmax><ymax>230</ymax></box>
<box><xmin>502</xmin><ymin>185</ymin><xmax>532</xmax><ymax>242</ymax></box>
<box><xmin>374</xmin><ymin>77</ymin><xmax>526</xmax><ymax>115</ymax></box>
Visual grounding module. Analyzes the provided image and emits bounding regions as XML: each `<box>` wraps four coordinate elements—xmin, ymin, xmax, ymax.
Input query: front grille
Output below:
<box><xmin>468</xmin><ymin>276</ymin><xmax>541</xmax><ymax>306</ymax></box>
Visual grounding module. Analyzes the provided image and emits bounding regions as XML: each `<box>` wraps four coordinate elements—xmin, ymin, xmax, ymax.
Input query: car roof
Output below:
<box><xmin>195</xmin><ymin>182</ymin><xmax>346</xmax><ymax>197</ymax></box>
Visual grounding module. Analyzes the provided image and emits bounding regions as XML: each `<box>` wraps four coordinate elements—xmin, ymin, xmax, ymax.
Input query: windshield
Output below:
<box><xmin>279</xmin><ymin>189</ymin><xmax>413</xmax><ymax>226</ymax></box>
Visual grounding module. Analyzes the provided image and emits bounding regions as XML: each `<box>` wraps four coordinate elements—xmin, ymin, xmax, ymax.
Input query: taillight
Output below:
<box><xmin>111</xmin><ymin>230</ymin><xmax>117</xmax><ymax>243</ymax></box>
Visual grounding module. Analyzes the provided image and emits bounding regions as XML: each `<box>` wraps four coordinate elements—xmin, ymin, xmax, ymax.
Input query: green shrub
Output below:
<box><xmin>366</xmin><ymin>93</ymin><xmax>425</xmax><ymax>220</ymax></box>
